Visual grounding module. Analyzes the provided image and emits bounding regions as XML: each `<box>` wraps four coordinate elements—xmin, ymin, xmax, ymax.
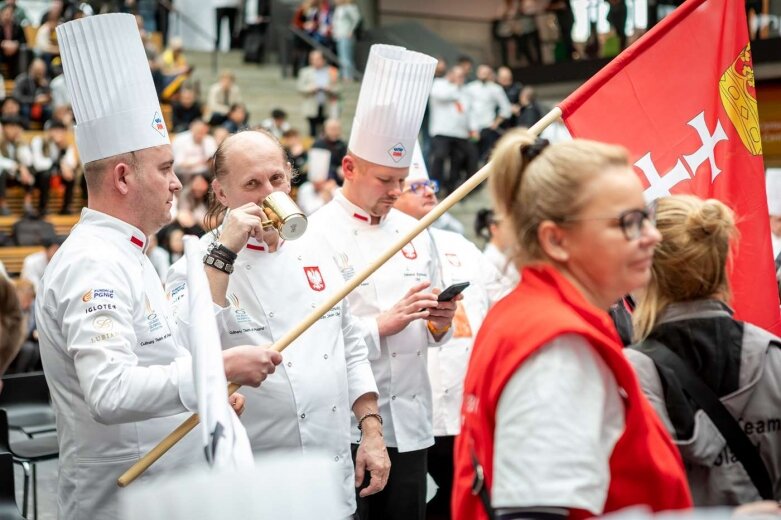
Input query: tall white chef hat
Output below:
<box><xmin>348</xmin><ymin>45</ymin><xmax>436</xmax><ymax>169</ymax></box>
<box><xmin>57</xmin><ymin>13</ymin><xmax>169</xmax><ymax>165</ymax></box>
<box><xmin>767</xmin><ymin>168</ymin><xmax>781</xmax><ymax>216</ymax></box>
<box><xmin>407</xmin><ymin>141</ymin><xmax>428</xmax><ymax>181</ymax></box>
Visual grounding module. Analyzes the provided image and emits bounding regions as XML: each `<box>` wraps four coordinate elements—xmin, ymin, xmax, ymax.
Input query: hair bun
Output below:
<box><xmin>687</xmin><ymin>199</ymin><xmax>734</xmax><ymax>241</ymax></box>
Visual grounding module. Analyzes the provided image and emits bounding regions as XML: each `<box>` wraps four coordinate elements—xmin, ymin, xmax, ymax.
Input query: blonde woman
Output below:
<box><xmin>627</xmin><ymin>195</ymin><xmax>781</xmax><ymax>506</ymax></box>
<box><xmin>452</xmin><ymin>130</ymin><xmax>692</xmax><ymax>520</ymax></box>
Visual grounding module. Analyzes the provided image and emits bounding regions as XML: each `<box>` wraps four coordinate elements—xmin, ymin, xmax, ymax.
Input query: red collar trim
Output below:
<box><xmin>246</xmin><ymin>243</ymin><xmax>266</xmax><ymax>251</ymax></box>
<box><xmin>352</xmin><ymin>212</ymin><xmax>369</xmax><ymax>222</ymax></box>
<box><xmin>130</xmin><ymin>235</ymin><xmax>144</xmax><ymax>248</ymax></box>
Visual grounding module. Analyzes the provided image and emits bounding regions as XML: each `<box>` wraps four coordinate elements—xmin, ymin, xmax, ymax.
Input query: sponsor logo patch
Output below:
<box><xmin>151</xmin><ymin>111</ymin><xmax>167</xmax><ymax>137</ymax></box>
<box><xmin>387</xmin><ymin>143</ymin><xmax>406</xmax><ymax>163</ymax></box>
<box><xmin>82</xmin><ymin>289</ymin><xmax>115</xmax><ymax>302</ymax></box>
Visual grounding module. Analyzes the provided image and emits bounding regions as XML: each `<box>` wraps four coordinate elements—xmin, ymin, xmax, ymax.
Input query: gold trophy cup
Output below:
<box><xmin>261</xmin><ymin>191</ymin><xmax>308</xmax><ymax>240</ymax></box>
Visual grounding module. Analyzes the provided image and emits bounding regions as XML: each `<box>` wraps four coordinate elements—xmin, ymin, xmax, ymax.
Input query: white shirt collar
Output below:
<box><xmin>78</xmin><ymin>208</ymin><xmax>148</xmax><ymax>256</ymax></box>
<box><xmin>333</xmin><ymin>189</ymin><xmax>388</xmax><ymax>226</ymax></box>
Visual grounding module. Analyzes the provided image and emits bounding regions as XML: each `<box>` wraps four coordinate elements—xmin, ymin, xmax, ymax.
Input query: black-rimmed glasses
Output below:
<box><xmin>561</xmin><ymin>206</ymin><xmax>656</xmax><ymax>241</ymax></box>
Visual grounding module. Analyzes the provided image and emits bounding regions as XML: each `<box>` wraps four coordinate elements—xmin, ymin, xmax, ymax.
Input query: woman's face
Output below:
<box><xmin>553</xmin><ymin>167</ymin><xmax>661</xmax><ymax>309</ymax></box>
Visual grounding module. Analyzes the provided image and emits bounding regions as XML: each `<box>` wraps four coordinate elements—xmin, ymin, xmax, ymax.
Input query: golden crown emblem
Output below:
<box><xmin>719</xmin><ymin>44</ymin><xmax>762</xmax><ymax>156</ymax></box>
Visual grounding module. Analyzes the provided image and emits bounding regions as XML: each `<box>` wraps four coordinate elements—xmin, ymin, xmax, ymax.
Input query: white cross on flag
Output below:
<box><xmin>183</xmin><ymin>236</ymin><xmax>254</xmax><ymax>469</ymax></box>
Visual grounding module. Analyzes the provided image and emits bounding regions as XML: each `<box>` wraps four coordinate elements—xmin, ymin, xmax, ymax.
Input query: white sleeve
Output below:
<box><xmin>16</xmin><ymin>144</ymin><xmax>32</xmax><ymax>168</ymax></box>
<box><xmin>496</xmin><ymin>85</ymin><xmax>513</xmax><ymax>120</ymax></box>
<box><xmin>430</xmin><ymin>79</ymin><xmax>458</xmax><ymax>102</ymax></box>
<box><xmin>30</xmin><ymin>137</ymin><xmax>52</xmax><ymax>171</ymax></box>
<box><xmin>492</xmin><ymin>334</ymin><xmax>626</xmax><ymax>515</ymax></box>
<box><xmin>53</xmin><ymin>259</ymin><xmax>193</xmax><ymax>424</ymax></box>
<box><xmin>340</xmin><ymin>298</ymin><xmax>378</xmax><ymax>406</ymax></box>
<box><xmin>63</xmin><ymin>145</ymin><xmax>78</xmax><ymax>170</ymax></box>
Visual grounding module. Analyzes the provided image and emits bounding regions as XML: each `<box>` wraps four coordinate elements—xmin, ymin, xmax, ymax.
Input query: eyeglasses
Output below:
<box><xmin>561</xmin><ymin>206</ymin><xmax>656</xmax><ymax>241</ymax></box>
<box><xmin>403</xmin><ymin>180</ymin><xmax>439</xmax><ymax>195</ymax></box>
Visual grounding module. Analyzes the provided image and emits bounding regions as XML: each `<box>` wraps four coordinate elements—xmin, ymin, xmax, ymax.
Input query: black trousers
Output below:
<box><xmin>308</xmin><ymin>104</ymin><xmax>326</xmax><ymax>138</ymax></box>
<box><xmin>215</xmin><ymin>7</ymin><xmax>239</xmax><ymax>50</ymax></box>
<box><xmin>429</xmin><ymin>135</ymin><xmax>478</xmax><ymax>195</ymax></box>
<box><xmin>352</xmin><ymin>444</ymin><xmax>428</xmax><ymax>520</ymax></box>
<box><xmin>426</xmin><ymin>436</ymin><xmax>454</xmax><ymax>520</ymax></box>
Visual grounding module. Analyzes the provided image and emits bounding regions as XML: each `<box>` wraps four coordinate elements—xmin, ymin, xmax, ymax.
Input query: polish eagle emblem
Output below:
<box><xmin>304</xmin><ymin>266</ymin><xmax>326</xmax><ymax>291</ymax></box>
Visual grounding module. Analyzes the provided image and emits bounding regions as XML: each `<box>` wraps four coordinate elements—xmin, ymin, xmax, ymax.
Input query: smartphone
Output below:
<box><xmin>437</xmin><ymin>281</ymin><xmax>470</xmax><ymax>302</ymax></box>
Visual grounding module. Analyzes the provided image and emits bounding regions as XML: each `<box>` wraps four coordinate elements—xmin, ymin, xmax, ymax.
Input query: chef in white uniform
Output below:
<box><xmin>165</xmin><ymin>129</ymin><xmax>389</xmax><ymax>519</ymax></box>
<box><xmin>393</xmin><ymin>143</ymin><xmax>508</xmax><ymax>517</ymax></box>
<box><xmin>308</xmin><ymin>45</ymin><xmax>457</xmax><ymax>520</ymax></box>
<box><xmin>35</xmin><ymin>14</ymin><xmax>280</xmax><ymax>520</ymax></box>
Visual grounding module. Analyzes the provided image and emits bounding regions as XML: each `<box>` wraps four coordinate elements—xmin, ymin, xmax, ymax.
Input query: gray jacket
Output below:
<box><xmin>626</xmin><ymin>300</ymin><xmax>781</xmax><ymax>506</ymax></box>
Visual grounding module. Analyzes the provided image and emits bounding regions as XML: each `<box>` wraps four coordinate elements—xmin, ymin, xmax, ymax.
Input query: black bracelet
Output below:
<box><xmin>203</xmin><ymin>253</ymin><xmax>234</xmax><ymax>274</ymax></box>
<box><xmin>209</xmin><ymin>241</ymin><xmax>238</xmax><ymax>262</ymax></box>
<box><xmin>357</xmin><ymin>412</ymin><xmax>383</xmax><ymax>432</ymax></box>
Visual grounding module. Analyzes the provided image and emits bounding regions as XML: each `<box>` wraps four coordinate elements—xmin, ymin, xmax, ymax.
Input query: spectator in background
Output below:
<box><xmin>148</xmin><ymin>51</ymin><xmax>189</xmax><ymax>102</ymax></box>
<box><xmin>315</xmin><ymin>0</ymin><xmax>334</xmax><ymax>50</ymax></box>
<box><xmin>175</xmin><ymin>172</ymin><xmax>210</xmax><ymax>234</ymax></box>
<box><xmin>206</xmin><ymin>69</ymin><xmax>242</xmax><ymax>126</ymax></box>
<box><xmin>0</xmin><ymin>276</ymin><xmax>24</xmax><ymax>386</ymax></box>
<box><xmin>214</xmin><ymin>0</ymin><xmax>239</xmax><ymax>51</ymax></box>
<box><xmin>607</xmin><ymin>0</ymin><xmax>628</xmax><ymax>51</ymax></box>
<box><xmin>14</xmin><ymin>58</ymin><xmax>53</xmax><ymax>126</ymax></box>
<box><xmin>291</xmin><ymin>0</ymin><xmax>318</xmax><ymax>77</ymax></box>
<box><xmin>428</xmin><ymin>65</ymin><xmax>477</xmax><ymax>195</ymax></box>
<box><xmin>21</xmin><ymin>235</ymin><xmax>63</xmax><ymax>292</ymax></box>
<box><xmin>496</xmin><ymin>66</ymin><xmax>522</xmax><ymax>123</ymax></box>
<box><xmin>35</xmin><ymin>6</ymin><xmax>62</xmax><ymax>74</ymax></box>
<box><xmin>457</xmin><ymin>55</ymin><xmax>474</xmax><ymax>81</ymax></box>
<box><xmin>171</xmin><ymin>86</ymin><xmax>203</xmax><ymax>132</ymax></box>
<box><xmin>0</xmin><ymin>0</ymin><xmax>28</xmax><ymax>27</ymax></box>
<box><xmin>466</xmin><ymin>64</ymin><xmax>512</xmax><ymax>162</ymax></box>
<box><xmin>514</xmin><ymin>85</ymin><xmax>545</xmax><ymax>129</ymax></box>
<box><xmin>7</xmin><ymin>278</ymin><xmax>38</xmax><ymax>373</ymax></box>
<box><xmin>49</xmin><ymin>64</ymin><xmax>70</xmax><ymax>111</ymax></box>
<box><xmin>172</xmin><ymin>118</ymin><xmax>216</xmax><ymax>179</ymax></box>
<box><xmin>260</xmin><ymin>108</ymin><xmax>291</xmax><ymax>140</ymax></box>
<box><xmin>311</xmin><ymin>117</ymin><xmax>346</xmax><ymax>183</ymax></box>
<box><xmin>30</xmin><ymin>118</ymin><xmax>78</xmax><ymax>215</ymax></box>
<box><xmin>434</xmin><ymin>57</ymin><xmax>447</xmax><ymax>78</ymax></box>
<box><xmin>221</xmin><ymin>103</ymin><xmax>248</xmax><ymax>133</ymax></box>
<box><xmin>1</xmin><ymin>96</ymin><xmax>24</xmax><ymax>127</ymax></box>
<box><xmin>548</xmin><ymin>0</ymin><xmax>575</xmax><ymax>61</ymax></box>
<box><xmin>0</xmin><ymin>4</ymin><xmax>24</xmax><ymax>79</ymax></box>
<box><xmin>281</xmin><ymin>128</ymin><xmax>307</xmax><ymax>182</ymax></box>
<box><xmin>297</xmin><ymin>49</ymin><xmax>340</xmax><ymax>137</ymax></box>
<box><xmin>474</xmin><ymin>207</ymin><xmax>519</xmax><ymax>288</ymax></box>
<box><xmin>213</xmin><ymin>125</ymin><xmax>230</xmax><ymax>146</ymax></box>
<box><xmin>161</xmin><ymin>37</ymin><xmax>190</xmax><ymax>77</ymax></box>
<box><xmin>0</xmin><ymin>114</ymin><xmax>32</xmax><ymax>215</ymax></box>
<box><xmin>333</xmin><ymin>0</ymin><xmax>360</xmax><ymax>82</ymax></box>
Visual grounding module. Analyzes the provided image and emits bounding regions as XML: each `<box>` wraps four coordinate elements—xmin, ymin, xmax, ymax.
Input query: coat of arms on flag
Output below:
<box><xmin>304</xmin><ymin>266</ymin><xmax>326</xmax><ymax>291</ymax></box>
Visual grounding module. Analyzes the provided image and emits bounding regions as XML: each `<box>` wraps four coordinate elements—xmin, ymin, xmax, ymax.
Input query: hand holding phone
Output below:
<box><xmin>437</xmin><ymin>281</ymin><xmax>470</xmax><ymax>302</ymax></box>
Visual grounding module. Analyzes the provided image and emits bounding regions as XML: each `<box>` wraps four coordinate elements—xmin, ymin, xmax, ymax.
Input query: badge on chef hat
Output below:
<box><xmin>57</xmin><ymin>13</ymin><xmax>170</xmax><ymax>165</ymax></box>
<box><xmin>348</xmin><ymin>45</ymin><xmax>436</xmax><ymax>169</ymax></box>
<box><xmin>407</xmin><ymin>141</ymin><xmax>428</xmax><ymax>182</ymax></box>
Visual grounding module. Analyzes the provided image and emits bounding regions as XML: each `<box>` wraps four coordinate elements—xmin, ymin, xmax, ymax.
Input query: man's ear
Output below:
<box><xmin>112</xmin><ymin>161</ymin><xmax>132</xmax><ymax>195</ymax></box>
<box><xmin>212</xmin><ymin>178</ymin><xmax>229</xmax><ymax>207</ymax></box>
<box><xmin>538</xmin><ymin>220</ymin><xmax>569</xmax><ymax>263</ymax></box>
<box><xmin>342</xmin><ymin>154</ymin><xmax>357</xmax><ymax>181</ymax></box>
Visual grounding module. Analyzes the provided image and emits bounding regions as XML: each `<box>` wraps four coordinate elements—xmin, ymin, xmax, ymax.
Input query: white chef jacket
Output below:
<box><xmin>426</xmin><ymin>228</ymin><xmax>508</xmax><ymax>436</ymax></box>
<box><xmin>483</xmin><ymin>242</ymin><xmax>520</xmax><ymax>290</ymax></box>
<box><xmin>464</xmin><ymin>79</ymin><xmax>512</xmax><ymax>132</ymax></box>
<box><xmin>428</xmin><ymin>77</ymin><xmax>473</xmax><ymax>139</ymax></box>
<box><xmin>308</xmin><ymin>190</ymin><xmax>450</xmax><ymax>452</ymax></box>
<box><xmin>35</xmin><ymin>208</ymin><xmax>200</xmax><ymax>520</ymax></box>
<box><xmin>166</xmin><ymin>231</ymin><xmax>378</xmax><ymax>518</ymax></box>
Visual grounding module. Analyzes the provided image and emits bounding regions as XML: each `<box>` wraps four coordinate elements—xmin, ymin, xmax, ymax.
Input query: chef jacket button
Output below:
<box><xmin>353</xmin><ymin>230</ymin><xmax>358</xmax><ymax>236</ymax></box>
<box><xmin>311</xmin><ymin>303</ymin><xmax>316</xmax><ymax>308</ymax></box>
<box><xmin>416</xmin><ymin>350</ymin><xmax>421</xmax><ymax>356</ymax></box>
<box><xmin>332</xmin><ymin>406</ymin><xmax>337</xmax><ymax>412</ymax></box>
<box><xmin>323</xmin><ymin>354</ymin><xmax>328</xmax><ymax>359</ymax></box>
<box><xmin>297</xmin><ymin>255</ymin><xmax>302</xmax><ymax>261</ymax></box>
<box><xmin>391</xmin><ymin>352</ymin><xmax>396</xmax><ymax>358</ymax></box>
<box><xmin>300</xmin><ymin>413</ymin><xmax>306</xmax><ymax>419</ymax></box>
<box><xmin>245</xmin><ymin>264</ymin><xmax>251</xmax><ymax>270</ymax></box>
<box><xmin>334</xmin><ymin>455</ymin><xmax>340</xmax><ymax>462</ymax></box>
<box><xmin>287</xmin><ymin>361</ymin><xmax>293</xmax><ymax>368</ymax></box>
<box><xmin>269</xmin><ymin>312</ymin><xmax>275</xmax><ymax>318</ymax></box>
<box><xmin>391</xmin><ymin>395</ymin><xmax>396</xmax><ymax>400</ymax></box>
<box><xmin>444</xmin><ymin>389</ymin><xmax>449</xmax><ymax>394</ymax></box>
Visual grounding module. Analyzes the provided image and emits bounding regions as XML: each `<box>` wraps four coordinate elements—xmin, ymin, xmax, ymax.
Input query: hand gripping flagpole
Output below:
<box><xmin>117</xmin><ymin>107</ymin><xmax>564</xmax><ymax>487</ymax></box>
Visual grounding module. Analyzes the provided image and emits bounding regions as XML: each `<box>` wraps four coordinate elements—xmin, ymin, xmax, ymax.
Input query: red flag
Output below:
<box><xmin>559</xmin><ymin>0</ymin><xmax>781</xmax><ymax>334</ymax></box>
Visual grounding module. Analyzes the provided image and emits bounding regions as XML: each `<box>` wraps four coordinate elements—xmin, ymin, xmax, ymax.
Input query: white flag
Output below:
<box><xmin>184</xmin><ymin>235</ymin><xmax>253</xmax><ymax>469</ymax></box>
